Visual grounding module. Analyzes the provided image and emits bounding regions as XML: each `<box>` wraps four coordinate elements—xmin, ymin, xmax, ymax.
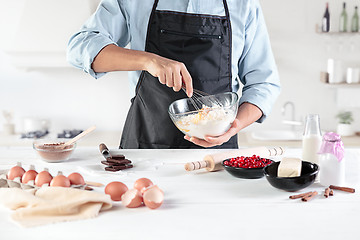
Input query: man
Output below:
<box><xmin>67</xmin><ymin>0</ymin><xmax>280</xmax><ymax>149</ymax></box>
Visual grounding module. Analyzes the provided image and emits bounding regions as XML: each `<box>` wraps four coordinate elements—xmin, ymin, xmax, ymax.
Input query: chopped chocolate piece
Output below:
<box><xmin>111</xmin><ymin>155</ymin><xmax>126</xmax><ymax>160</ymax></box>
<box><xmin>106</xmin><ymin>158</ymin><xmax>132</xmax><ymax>164</ymax></box>
<box><xmin>105</xmin><ymin>167</ymin><xmax>120</xmax><ymax>172</ymax></box>
<box><xmin>111</xmin><ymin>164</ymin><xmax>133</xmax><ymax>170</ymax></box>
<box><xmin>101</xmin><ymin>161</ymin><xmax>118</xmax><ymax>166</ymax></box>
<box><xmin>104</xmin><ymin>164</ymin><xmax>133</xmax><ymax>172</ymax></box>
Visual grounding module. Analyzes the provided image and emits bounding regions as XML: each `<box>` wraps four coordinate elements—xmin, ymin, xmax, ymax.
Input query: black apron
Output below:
<box><xmin>120</xmin><ymin>0</ymin><xmax>238</xmax><ymax>149</ymax></box>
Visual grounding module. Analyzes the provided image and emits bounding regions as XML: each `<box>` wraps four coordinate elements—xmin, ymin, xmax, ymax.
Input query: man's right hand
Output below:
<box><xmin>92</xmin><ymin>44</ymin><xmax>193</xmax><ymax>97</ymax></box>
<box><xmin>144</xmin><ymin>53</ymin><xmax>193</xmax><ymax>98</ymax></box>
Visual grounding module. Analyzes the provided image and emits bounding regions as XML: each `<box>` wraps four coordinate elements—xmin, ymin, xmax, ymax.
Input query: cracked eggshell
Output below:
<box><xmin>134</xmin><ymin>178</ymin><xmax>153</xmax><ymax>194</ymax></box>
<box><xmin>22</xmin><ymin>170</ymin><xmax>38</xmax><ymax>184</ymax></box>
<box><xmin>143</xmin><ymin>185</ymin><xmax>164</xmax><ymax>209</ymax></box>
<box><xmin>105</xmin><ymin>181</ymin><xmax>128</xmax><ymax>201</ymax></box>
<box><xmin>35</xmin><ymin>171</ymin><xmax>53</xmax><ymax>187</ymax></box>
<box><xmin>121</xmin><ymin>189</ymin><xmax>143</xmax><ymax>208</ymax></box>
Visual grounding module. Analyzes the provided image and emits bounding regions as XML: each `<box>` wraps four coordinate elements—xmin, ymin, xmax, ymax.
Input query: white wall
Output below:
<box><xmin>0</xmin><ymin>56</ymin><xmax>131</xmax><ymax>133</ymax></box>
<box><xmin>254</xmin><ymin>0</ymin><xmax>360</xmax><ymax>133</ymax></box>
<box><xmin>0</xmin><ymin>0</ymin><xmax>359</xmax><ymax>135</ymax></box>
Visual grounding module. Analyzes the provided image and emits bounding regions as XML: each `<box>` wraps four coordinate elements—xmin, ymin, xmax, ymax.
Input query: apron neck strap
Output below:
<box><xmin>152</xmin><ymin>0</ymin><xmax>160</xmax><ymax>13</ymax></box>
<box><xmin>152</xmin><ymin>0</ymin><xmax>230</xmax><ymax>18</ymax></box>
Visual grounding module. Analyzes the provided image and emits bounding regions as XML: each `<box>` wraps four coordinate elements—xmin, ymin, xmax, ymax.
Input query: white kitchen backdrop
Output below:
<box><xmin>0</xmin><ymin>0</ymin><xmax>359</xmax><ymax>135</ymax></box>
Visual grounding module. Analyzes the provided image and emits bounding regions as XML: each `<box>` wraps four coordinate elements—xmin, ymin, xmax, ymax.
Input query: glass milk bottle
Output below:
<box><xmin>319</xmin><ymin>132</ymin><xmax>345</xmax><ymax>186</ymax></box>
<box><xmin>302</xmin><ymin>114</ymin><xmax>322</xmax><ymax>165</ymax></box>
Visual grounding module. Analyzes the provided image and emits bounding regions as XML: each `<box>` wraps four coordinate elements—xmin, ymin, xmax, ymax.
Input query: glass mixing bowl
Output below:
<box><xmin>168</xmin><ymin>92</ymin><xmax>239</xmax><ymax>139</ymax></box>
<box><xmin>33</xmin><ymin>138</ymin><xmax>76</xmax><ymax>163</ymax></box>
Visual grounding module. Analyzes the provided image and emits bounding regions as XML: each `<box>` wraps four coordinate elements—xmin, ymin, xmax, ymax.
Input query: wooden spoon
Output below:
<box><xmin>62</xmin><ymin>125</ymin><xmax>96</xmax><ymax>147</ymax></box>
<box><xmin>48</xmin><ymin>125</ymin><xmax>96</xmax><ymax>150</ymax></box>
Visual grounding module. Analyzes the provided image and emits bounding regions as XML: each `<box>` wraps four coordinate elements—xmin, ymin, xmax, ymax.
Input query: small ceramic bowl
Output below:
<box><xmin>263</xmin><ymin>161</ymin><xmax>319</xmax><ymax>192</ymax></box>
<box><xmin>33</xmin><ymin>138</ymin><xmax>76</xmax><ymax>163</ymax></box>
<box><xmin>222</xmin><ymin>159</ymin><xmax>274</xmax><ymax>179</ymax></box>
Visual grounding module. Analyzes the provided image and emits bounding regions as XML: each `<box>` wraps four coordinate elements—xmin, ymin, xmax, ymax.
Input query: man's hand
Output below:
<box><xmin>184</xmin><ymin>102</ymin><xmax>263</xmax><ymax>148</ymax></box>
<box><xmin>184</xmin><ymin>119</ymin><xmax>241</xmax><ymax>147</ymax></box>
<box><xmin>92</xmin><ymin>44</ymin><xmax>193</xmax><ymax>97</ymax></box>
<box><xmin>145</xmin><ymin>54</ymin><xmax>193</xmax><ymax>97</ymax></box>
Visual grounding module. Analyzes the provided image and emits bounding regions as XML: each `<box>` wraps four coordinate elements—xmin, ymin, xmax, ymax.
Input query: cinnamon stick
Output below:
<box><xmin>324</xmin><ymin>188</ymin><xmax>330</xmax><ymax>198</ymax></box>
<box><xmin>329</xmin><ymin>185</ymin><xmax>355</xmax><ymax>193</ymax></box>
<box><xmin>302</xmin><ymin>191</ymin><xmax>318</xmax><ymax>202</ymax></box>
<box><xmin>329</xmin><ymin>189</ymin><xmax>334</xmax><ymax>196</ymax></box>
<box><xmin>289</xmin><ymin>191</ymin><xmax>313</xmax><ymax>199</ymax></box>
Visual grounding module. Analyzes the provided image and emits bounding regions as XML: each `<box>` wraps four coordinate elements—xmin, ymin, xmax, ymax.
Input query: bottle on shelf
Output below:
<box><xmin>322</xmin><ymin>2</ymin><xmax>330</xmax><ymax>32</ymax></box>
<box><xmin>351</xmin><ymin>6</ymin><xmax>359</xmax><ymax>32</ymax></box>
<box><xmin>339</xmin><ymin>2</ymin><xmax>348</xmax><ymax>32</ymax></box>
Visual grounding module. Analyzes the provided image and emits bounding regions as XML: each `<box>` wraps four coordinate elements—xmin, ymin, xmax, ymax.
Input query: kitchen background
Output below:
<box><xmin>0</xmin><ymin>0</ymin><xmax>359</xmax><ymax>144</ymax></box>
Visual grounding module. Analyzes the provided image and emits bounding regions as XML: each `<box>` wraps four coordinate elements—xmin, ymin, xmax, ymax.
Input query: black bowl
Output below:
<box><xmin>263</xmin><ymin>161</ymin><xmax>319</xmax><ymax>192</ymax></box>
<box><xmin>222</xmin><ymin>159</ymin><xmax>274</xmax><ymax>179</ymax></box>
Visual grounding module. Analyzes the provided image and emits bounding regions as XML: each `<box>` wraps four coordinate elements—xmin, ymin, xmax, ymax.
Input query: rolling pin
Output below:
<box><xmin>184</xmin><ymin>146</ymin><xmax>284</xmax><ymax>172</ymax></box>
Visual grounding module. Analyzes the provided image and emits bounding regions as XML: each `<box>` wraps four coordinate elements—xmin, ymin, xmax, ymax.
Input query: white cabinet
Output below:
<box><xmin>0</xmin><ymin>0</ymin><xmax>101</xmax><ymax>68</ymax></box>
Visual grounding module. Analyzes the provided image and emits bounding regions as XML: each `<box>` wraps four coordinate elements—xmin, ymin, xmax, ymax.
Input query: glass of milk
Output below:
<box><xmin>302</xmin><ymin>114</ymin><xmax>322</xmax><ymax>165</ymax></box>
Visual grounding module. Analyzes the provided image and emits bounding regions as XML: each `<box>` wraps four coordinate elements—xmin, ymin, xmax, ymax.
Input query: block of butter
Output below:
<box><xmin>277</xmin><ymin>157</ymin><xmax>302</xmax><ymax>177</ymax></box>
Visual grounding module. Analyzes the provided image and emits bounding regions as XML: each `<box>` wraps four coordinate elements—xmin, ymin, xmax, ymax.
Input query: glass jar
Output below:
<box><xmin>319</xmin><ymin>132</ymin><xmax>345</xmax><ymax>186</ymax></box>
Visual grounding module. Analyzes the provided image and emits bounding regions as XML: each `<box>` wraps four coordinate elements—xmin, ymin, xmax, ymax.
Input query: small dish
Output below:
<box><xmin>33</xmin><ymin>138</ymin><xmax>76</xmax><ymax>163</ymax></box>
<box><xmin>222</xmin><ymin>159</ymin><xmax>274</xmax><ymax>179</ymax></box>
<box><xmin>263</xmin><ymin>161</ymin><xmax>319</xmax><ymax>192</ymax></box>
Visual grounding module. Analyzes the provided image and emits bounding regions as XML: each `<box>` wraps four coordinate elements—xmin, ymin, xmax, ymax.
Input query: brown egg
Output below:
<box><xmin>7</xmin><ymin>165</ymin><xmax>26</xmax><ymax>181</ymax></box>
<box><xmin>68</xmin><ymin>172</ymin><xmax>85</xmax><ymax>185</ymax></box>
<box><xmin>143</xmin><ymin>185</ymin><xmax>164</xmax><ymax>210</ymax></box>
<box><xmin>22</xmin><ymin>170</ymin><xmax>38</xmax><ymax>184</ymax></box>
<box><xmin>121</xmin><ymin>189</ymin><xmax>143</xmax><ymax>208</ymax></box>
<box><xmin>50</xmin><ymin>175</ymin><xmax>71</xmax><ymax>187</ymax></box>
<box><xmin>105</xmin><ymin>181</ymin><xmax>128</xmax><ymax>201</ymax></box>
<box><xmin>35</xmin><ymin>171</ymin><xmax>53</xmax><ymax>187</ymax></box>
<box><xmin>134</xmin><ymin>178</ymin><xmax>153</xmax><ymax>194</ymax></box>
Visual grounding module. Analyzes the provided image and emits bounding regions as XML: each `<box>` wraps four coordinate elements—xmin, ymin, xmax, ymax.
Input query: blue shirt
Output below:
<box><xmin>67</xmin><ymin>0</ymin><xmax>281</xmax><ymax>122</ymax></box>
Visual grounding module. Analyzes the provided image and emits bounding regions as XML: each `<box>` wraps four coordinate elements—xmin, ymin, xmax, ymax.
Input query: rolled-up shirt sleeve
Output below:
<box><xmin>67</xmin><ymin>0</ymin><xmax>130</xmax><ymax>79</ymax></box>
<box><xmin>237</xmin><ymin>1</ymin><xmax>281</xmax><ymax>123</ymax></box>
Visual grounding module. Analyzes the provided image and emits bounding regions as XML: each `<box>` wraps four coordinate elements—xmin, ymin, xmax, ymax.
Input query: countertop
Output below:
<box><xmin>1</xmin><ymin>131</ymin><xmax>360</xmax><ymax>148</ymax></box>
<box><xmin>0</xmin><ymin>146</ymin><xmax>359</xmax><ymax>240</ymax></box>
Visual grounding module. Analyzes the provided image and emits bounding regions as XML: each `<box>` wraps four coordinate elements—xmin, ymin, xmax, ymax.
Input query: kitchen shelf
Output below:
<box><xmin>316</xmin><ymin>31</ymin><xmax>360</xmax><ymax>35</ymax></box>
<box><xmin>315</xmin><ymin>25</ymin><xmax>360</xmax><ymax>37</ymax></box>
<box><xmin>322</xmin><ymin>83</ymin><xmax>360</xmax><ymax>88</ymax></box>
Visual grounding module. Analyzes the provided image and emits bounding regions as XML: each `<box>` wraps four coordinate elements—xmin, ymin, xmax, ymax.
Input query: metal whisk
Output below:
<box><xmin>181</xmin><ymin>87</ymin><xmax>222</xmax><ymax>111</ymax></box>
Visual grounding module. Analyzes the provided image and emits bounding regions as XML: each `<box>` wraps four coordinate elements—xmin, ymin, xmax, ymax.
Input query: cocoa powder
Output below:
<box><xmin>36</xmin><ymin>142</ymin><xmax>74</xmax><ymax>161</ymax></box>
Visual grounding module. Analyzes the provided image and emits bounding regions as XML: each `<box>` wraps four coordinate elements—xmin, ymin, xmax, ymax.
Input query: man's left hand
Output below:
<box><xmin>184</xmin><ymin>118</ymin><xmax>241</xmax><ymax>148</ymax></box>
